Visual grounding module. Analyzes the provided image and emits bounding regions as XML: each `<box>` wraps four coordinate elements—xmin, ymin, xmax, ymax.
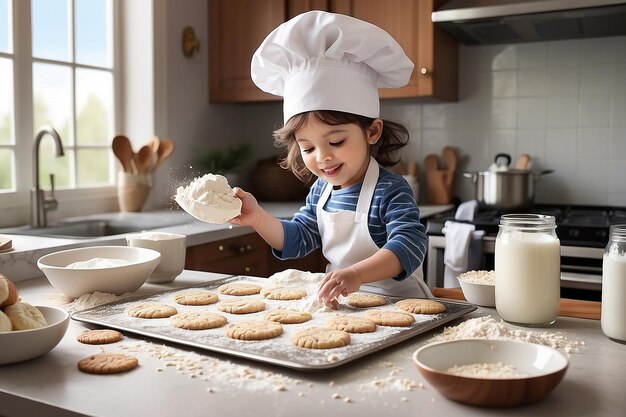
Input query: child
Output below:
<box><xmin>229</xmin><ymin>11</ymin><xmax>432</xmax><ymax>307</ymax></box>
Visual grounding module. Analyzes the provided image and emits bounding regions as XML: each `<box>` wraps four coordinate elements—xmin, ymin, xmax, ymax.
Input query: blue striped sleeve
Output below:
<box><xmin>271</xmin><ymin>179</ymin><xmax>325</xmax><ymax>259</ymax></box>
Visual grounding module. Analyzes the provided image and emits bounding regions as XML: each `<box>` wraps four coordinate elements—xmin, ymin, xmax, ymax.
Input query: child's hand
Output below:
<box><xmin>317</xmin><ymin>268</ymin><xmax>362</xmax><ymax>310</ymax></box>
<box><xmin>229</xmin><ymin>187</ymin><xmax>262</xmax><ymax>227</ymax></box>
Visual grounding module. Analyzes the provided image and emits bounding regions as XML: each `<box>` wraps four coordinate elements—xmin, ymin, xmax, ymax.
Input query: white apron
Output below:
<box><xmin>317</xmin><ymin>157</ymin><xmax>432</xmax><ymax>298</ymax></box>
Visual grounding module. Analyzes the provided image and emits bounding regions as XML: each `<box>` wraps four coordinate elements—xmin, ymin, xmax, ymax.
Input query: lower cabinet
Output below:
<box><xmin>185</xmin><ymin>232</ymin><xmax>327</xmax><ymax>277</ymax></box>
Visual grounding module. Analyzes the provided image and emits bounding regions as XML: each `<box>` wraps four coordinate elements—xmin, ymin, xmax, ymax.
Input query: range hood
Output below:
<box><xmin>432</xmin><ymin>0</ymin><xmax>626</xmax><ymax>45</ymax></box>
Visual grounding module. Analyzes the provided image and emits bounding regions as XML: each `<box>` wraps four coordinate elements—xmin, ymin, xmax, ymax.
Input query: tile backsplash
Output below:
<box><xmin>244</xmin><ymin>35</ymin><xmax>626</xmax><ymax>207</ymax></box>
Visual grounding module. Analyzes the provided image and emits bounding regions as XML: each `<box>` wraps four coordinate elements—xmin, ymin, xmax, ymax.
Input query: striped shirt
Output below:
<box><xmin>273</xmin><ymin>168</ymin><xmax>428</xmax><ymax>280</ymax></box>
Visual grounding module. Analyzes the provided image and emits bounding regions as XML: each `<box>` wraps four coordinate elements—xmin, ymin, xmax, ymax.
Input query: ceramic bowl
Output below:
<box><xmin>0</xmin><ymin>306</ymin><xmax>69</xmax><ymax>365</ymax></box>
<box><xmin>458</xmin><ymin>279</ymin><xmax>496</xmax><ymax>307</ymax></box>
<box><xmin>413</xmin><ymin>339</ymin><xmax>568</xmax><ymax>407</ymax></box>
<box><xmin>38</xmin><ymin>245</ymin><xmax>161</xmax><ymax>299</ymax></box>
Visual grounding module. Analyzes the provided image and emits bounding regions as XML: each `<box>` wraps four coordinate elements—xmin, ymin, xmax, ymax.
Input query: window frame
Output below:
<box><xmin>0</xmin><ymin>0</ymin><xmax>120</xmax><ymax>219</ymax></box>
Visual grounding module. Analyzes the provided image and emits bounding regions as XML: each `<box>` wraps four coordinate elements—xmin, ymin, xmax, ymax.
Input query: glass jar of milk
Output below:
<box><xmin>601</xmin><ymin>224</ymin><xmax>626</xmax><ymax>342</ymax></box>
<box><xmin>495</xmin><ymin>214</ymin><xmax>560</xmax><ymax>327</ymax></box>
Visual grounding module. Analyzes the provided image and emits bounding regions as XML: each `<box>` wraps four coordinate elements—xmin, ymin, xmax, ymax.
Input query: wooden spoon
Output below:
<box><xmin>515</xmin><ymin>153</ymin><xmax>531</xmax><ymax>170</ymax></box>
<box><xmin>155</xmin><ymin>138</ymin><xmax>175</xmax><ymax>170</ymax></box>
<box><xmin>135</xmin><ymin>145</ymin><xmax>154</xmax><ymax>174</ymax></box>
<box><xmin>112</xmin><ymin>135</ymin><xmax>133</xmax><ymax>173</ymax></box>
<box><xmin>424</xmin><ymin>154</ymin><xmax>439</xmax><ymax>171</ymax></box>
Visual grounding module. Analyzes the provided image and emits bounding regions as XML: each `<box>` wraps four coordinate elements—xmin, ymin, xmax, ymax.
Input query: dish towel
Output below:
<box><xmin>442</xmin><ymin>200</ymin><xmax>485</xmax><ymax>287</ymax></box>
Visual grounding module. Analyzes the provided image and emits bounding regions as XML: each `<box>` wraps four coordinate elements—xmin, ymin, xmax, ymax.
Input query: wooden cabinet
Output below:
<box><xmin>185</xmin><ymin>232</ymin><xmax>327</xmax><ymax>277</ymax></box>
<box><xmin>209</xmin><ymin>0</ymin><xmax>458</xmax><ymax>102</ymax></box>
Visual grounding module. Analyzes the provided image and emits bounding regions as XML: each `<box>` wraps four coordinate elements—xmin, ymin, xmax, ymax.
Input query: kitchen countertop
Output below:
<box><xmin>0</xmin><ymin>203</ymin><xmax>453</xmax><ymax>283</ymax></box>
<box><xmin>1</xmin><ymin>271</ymin><xmax>624</xmax><ymax>417</ymax></box>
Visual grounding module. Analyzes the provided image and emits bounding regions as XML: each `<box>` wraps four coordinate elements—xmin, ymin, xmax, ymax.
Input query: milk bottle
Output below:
<box><xmin>601</xmin><ymin>224</ymin><xmax>626</xmax><ymax>342</ymax></box>
<box><xmin>495</xmin><ymin>214</ymin><xmax>560</xmax><ymax>327</ymax></box>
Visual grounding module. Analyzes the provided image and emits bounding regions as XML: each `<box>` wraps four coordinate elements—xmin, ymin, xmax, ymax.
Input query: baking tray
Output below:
<box><xmin>71</xmin><ymin>275</ymin><xmax>476</xmax><ymax>370</ymax></box>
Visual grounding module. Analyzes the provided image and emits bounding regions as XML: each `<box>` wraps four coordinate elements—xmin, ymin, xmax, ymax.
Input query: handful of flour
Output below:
<box><xmin>175</xmin><ymin>174</ymin><xmax>242</xmax><ymax>224</ymax></box>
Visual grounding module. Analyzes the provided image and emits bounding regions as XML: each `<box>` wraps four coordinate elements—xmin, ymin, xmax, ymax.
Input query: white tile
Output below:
<box><xmin>548</xmin><ymin>66</ymin><xmax>579</xmax><ymax>96</ymax></box>
<box><xmin>516</xmin><ymin>128</ymin><xmax>546</xmax><ymax>160</ymax></box>
<box><xmin>612</xmin><ymin>64</ymin><xmax>626</xmax><ymax>95</ymax></box>
<box><xmin>547</xmin><ymin>96</ymin><xmax>579</xmax><ymax>128</ymax></box>
<box><xmin>489</xmin><ymin>129</ymin><xmax>517</xmax><ymax>157</ymax></box>
<box><xmin>608</xmin><ymin>193</ymin><xmax>626</xmax><ymax>207</ymax></box>
<box><xmin>579</xmin><ymin>95</ymin><xmax>611</xmax><ymax>127</ymax></box>
<box><xmin>613</xmin><ymin>36</ymin><xmax>626</xmax><ymax>63</ymax></box>
<box><xmin>456</xmin><ymin>96</ymin><xmax>492</xmax><ymax>128</ymax></box>
<box><xmin>381</xmin><ymin>101</ymin><xmax>422</xmax><ymax>130</ymax></box>
<box><xmin>490</xmin><ymin>98</ymin><xmax>517</xmax><ymax>128</ymax></box>
<box><xmin>491</xmin><ymin>70</ymin><xmax>517</xmax><ymax>97</ymax></box>
<box><xmin>577</xmin><ymin>127</ymin><xmax>610</xmax><ymax>159</ymax></box>
<box><xmin>422</xmin><ymin>103</ymin><xmax>452</xmax><ymax>129</ymax></box>
<box><xmin>517</xmin><ymin>97</ymin><xmax>547</xmax><ymax>128</ymax></box>
<box><xmin>517</xmin><ymin>42</ymin><xmax>547</xmax><ymax>68</ymax></box>
<box><xmin>547</xmin><ymin>39</ymin><xmax>580</xmax><ymax>68</ymax></box>
<box><xmin>517</xmin><ymin>68</ymin><xmax>548</xmax><ymax>97</ymax></box>
<box><xmin>540</xmin><ymin>158</ymin><xmax>577</xmax><ymax>191</ymax></box>
<box><xmin>546</xmin><ymin>128</ymin><xmax>577</xmax><ymax>159</ymax></box>
<box><xmin>611</xmin><ymin>95</ymin><xmax>626</xmax><ymax>127</ymax></box>
<box><xmin>421</xmin><ymin>129</ymin><xmax>453</xmax><ymax>158</ymax></box>
<box><xmin>491</xmin><ymin>45</ymin><xmax>518</xmax><ymax>70</ymax></box>
<box><xmin>535</xmin><ymin>189</ymin><xmax>576</xmax><ymax>205</ymax></box>
<box><xmin>576</xmin><ymin>159</ymin><xmax>608</xmax><ymax>192</ymax></box>
<box><xmin>579</xmin><ymin>64</ymin><xmax>612</xmax><ymax>95</ymax></box>
<box><xmin>610</xmin><ymin>127</ymin><xmax>626</xmax><ymax>158</ymax></box>
<box><xmin>579</xmin><ymin>37</ymin><xmax>618</xmax><ymax>64</ymax></box>
<box><xmin>608</xmin><ymin>159</ymin><xmax>626</xmax><ymax>193</ymax></box>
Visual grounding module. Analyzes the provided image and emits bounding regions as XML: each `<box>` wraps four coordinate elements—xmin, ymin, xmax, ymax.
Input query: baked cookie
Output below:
<box><xmin>291</xmin><ymin>327</ymin><xmax>351</xmax><ymax>349</ymax></box>
<box><xmin>0</xmin><ymin>274</ymin><xmax>19</xmax><ymax>307</ymax></box>
<box><xmin>76</xmin><ymin>329</ymin><xmax>123</xmax><ymax>345</ymax></box>
<box><xmin>365</xmin><ymin>310</ymin><xmax>415</xmax><ymax>327</ymax></box>
<box><xmin>327</xmin><ymin>315</ymin><xmax>377</xmax><ymax>333</ymax></box>
<box><xmin>217</xmin><ymin>283</ymin><xmax>262</xmax><ymax>296</ymax></box>
<box><xmin>173</xmin><ymin>290</ymin><xmax>218</xmax><ymax>306</ymax></box>
<box><xmin>346</xmin><ymin>292</ymin><xmax>386</xmax><ymax>308</ymax></box>
<box><xmin>225</xmin><ymin>320</ymin><xmax>283</xmax><ymax>341</ymax></box>
<box><xmin>0</xmin><ymin>310</ymin><xmax>12</xmax><ymax>332</ymax></box>
<box><xmin>264</xmin><ymin>308</ymin><xmax>312</xmax><ymax>324</ymax></box>
<box><xmin>396</xmin><ymin>299</ymin><xmax>446</xmax><ymax>314</ymax></box>
<box><xmin>77</xmin><ymin>352</ymin><xmax>139</xmax><ymax>374</ymax></box>
<box><xmin>125</xmin><ymin>303</ymin><xmax>177</xmax><ymax>319</ymax></box>
<box><xmin>4</xmin><ymin>301</ymin><xmax>47</xmax><ymax>330</ymax></box>
<box><xmin>260</xmin><ymin>287</ymin><xmax>307</xmax><ymax>300</ymax></box>
<box><xmin>217</xmin><ymin>299</ymin><xmax>265</xmax><ymax>314</ymax></box>
<box><xmin>171</xmin><ymin>312</ymin><xmax>227</xmax><ymax>330</ymax></box>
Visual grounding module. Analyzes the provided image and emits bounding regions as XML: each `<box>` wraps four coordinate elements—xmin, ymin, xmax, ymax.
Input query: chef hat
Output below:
<box><xmin>251</xmin><ymin>11</ymin><xmax>414</xmax><ymax>123</ymax></box>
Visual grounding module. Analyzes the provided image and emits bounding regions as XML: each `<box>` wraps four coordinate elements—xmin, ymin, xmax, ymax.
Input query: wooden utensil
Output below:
<box><xmin>441</xmin><ymin>146</ymin><xmax>458</xmax><ymax>188</ymax></box>
<box><xmin>431</xmin><ymin>287</ymin><xmax>601</xmax><ymax>320</ymax></box>
<box><xmin>112</xmin><ymin>135</ymin><xmax>133</xmax><ymax>173</ymax></box>
<box><xmin>155</xmin><ymin>138</ymin><xmax>174</xmax><ymax>170</ymax></box>
<box><xmin>515</xmin><ymin>153</ymin><xmax>531</xmax><ymax>170</ymax></box>
<box><xmin>135</xmin><ymin>145</ymin><xmax>154</xmax><ymax>175</ymax></box>
<box><xmin>424</xmin><ymin>154</ymin><xmax>439</xmax><ymax>171</ymax></box>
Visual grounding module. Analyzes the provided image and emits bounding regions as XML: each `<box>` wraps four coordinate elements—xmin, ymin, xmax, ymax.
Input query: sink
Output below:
<box><xmin>1</xmin><ymin>214</ymin><xmax>189</xmax><ymax>239</ymax></box>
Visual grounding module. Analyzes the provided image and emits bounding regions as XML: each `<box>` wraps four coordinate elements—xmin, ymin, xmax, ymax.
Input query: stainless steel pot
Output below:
<box><xmin>463</xmin><ymin>154</ymin><xmax>553</xmax><ymax>210</ymax></box>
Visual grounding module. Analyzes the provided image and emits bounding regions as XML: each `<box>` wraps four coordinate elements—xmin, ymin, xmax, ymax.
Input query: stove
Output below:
<box><xmin>426</xmin><ymin>204</ymin><xmax>626</xmax><ymax>248</ymax></box>
<box><xmin>424</xmin><ymin>204</ymin><xmax>626</xmax><ymax>300</ymax></box>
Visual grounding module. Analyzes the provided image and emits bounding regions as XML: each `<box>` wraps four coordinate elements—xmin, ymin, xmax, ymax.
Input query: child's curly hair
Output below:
<box><xmin>273</xmin><ymin>110</ymin><xmax>409</xmax><ymax>183</ymax></box>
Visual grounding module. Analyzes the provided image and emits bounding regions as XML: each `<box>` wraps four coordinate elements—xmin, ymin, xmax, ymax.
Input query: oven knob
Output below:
<box><xmin>568</xmin><ymin>229</ymin><xmax>580</xmax><ymax>238</ymax></box>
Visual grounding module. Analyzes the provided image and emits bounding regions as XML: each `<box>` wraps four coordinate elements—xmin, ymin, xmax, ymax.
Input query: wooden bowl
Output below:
<box><xmin>413</xmin><ymin>339</ymin><xmax>568</xmax><ymax>407</ymax></box>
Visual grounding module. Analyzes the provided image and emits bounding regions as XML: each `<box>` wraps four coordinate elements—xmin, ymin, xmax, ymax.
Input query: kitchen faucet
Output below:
<box><xmin>31</xmin><ymin>126</ymin><xmax>65</xmax><ymax>228</ymax></box>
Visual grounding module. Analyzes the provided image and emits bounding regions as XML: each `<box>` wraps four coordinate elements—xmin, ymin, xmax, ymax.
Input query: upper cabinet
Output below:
<box><xmin>209</xmin><ymin>0</ymin><xmax>458</xmax><ymax>103</ymax></box>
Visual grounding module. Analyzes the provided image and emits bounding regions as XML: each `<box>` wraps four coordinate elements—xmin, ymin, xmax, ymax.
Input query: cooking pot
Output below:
<box><xmin>463</xmin><ymin>154</ymin><xmax>553</xmax><ymax>211</ymax></box>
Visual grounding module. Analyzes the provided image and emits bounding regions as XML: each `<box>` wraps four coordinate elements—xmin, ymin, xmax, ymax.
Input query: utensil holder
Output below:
<box><xmin>117</xmin><ymin>172</ymin><xmax>152</xmax><ymax>212</ymax></box>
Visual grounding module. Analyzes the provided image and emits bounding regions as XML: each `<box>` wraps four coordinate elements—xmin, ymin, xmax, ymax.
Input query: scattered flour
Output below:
<box><xmin>446</xmin><ymin>362</ymin><xmax>527</xmax><ymax>379</ymax></box>
<box><xmin>65</xmin><ymin>291</ymin><xmax>132</xmax><ymax>313</ymax></box>
<box><xmin>430</xmin><ymin>315</ymin><xmax>585</xmax><ymax>354</ymax></box>
<box><xmin>175</xmin><ymin>174</ymin><xmax>241</xmax><ymax>224</ymax></box>
<box><xmin>268</xmin><ymin>269</ymin><xmax>333</xmax><ymax>313</ymax></box>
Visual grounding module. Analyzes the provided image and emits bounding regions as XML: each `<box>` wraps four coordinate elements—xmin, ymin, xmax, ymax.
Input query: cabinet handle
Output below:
<box><xmin>218</xmin><ymin>245</ymin><xmax>224</xmax><ymax>251</ymax></box>
<box><xmin>420</xmin><ymin>67</ymin><xmax>429</xmax><ymax>75</ymax></box>
<box><xmin>237</xmin><ymin>244</ymin><xmax>253</xmax><ymax>253</ymax></box>
<box><xmin>244</xmin><ymin>266</ymin><xmax>251</xmax><ymax>272</ymax></box>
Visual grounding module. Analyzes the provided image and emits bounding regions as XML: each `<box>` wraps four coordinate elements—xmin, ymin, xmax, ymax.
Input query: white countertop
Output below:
<box><xmin>0</xmin><ymin>203</ymin><xmax>453</xmax><ymax>284</ymax></box>
<box><xmin>1</xmin><ymin>271</ymin><xmax>624</xmax><ymax>417</ymax></box>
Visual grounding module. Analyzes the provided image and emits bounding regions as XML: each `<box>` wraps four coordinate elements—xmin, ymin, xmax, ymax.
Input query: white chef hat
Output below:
<box><xmin>251</xmin><ymin>11</ymin><xmax>414</xmax><ymax>123</ymax></box>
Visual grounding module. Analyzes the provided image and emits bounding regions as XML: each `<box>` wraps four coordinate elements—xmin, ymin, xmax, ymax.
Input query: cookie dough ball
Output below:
<box><xmin>0</xmin><ymin>309</ymin><xmax>12</xmax><ymax>332</ymax></box>
<box><xmin>4</xmin><ymin>301</ymin><xmax>48</xmax><ymax>330</ymax></box>
<box><xmin>0</xmin><ymin>273</ymin><xmax>19</xmax><ymax>308</ymax></box>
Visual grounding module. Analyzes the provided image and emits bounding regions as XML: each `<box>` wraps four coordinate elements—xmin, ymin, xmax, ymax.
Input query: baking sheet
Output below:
<box><xmin>71</xmin><ymin>276</ymin><xmax>476</xmax><ymax>370</ymax></box>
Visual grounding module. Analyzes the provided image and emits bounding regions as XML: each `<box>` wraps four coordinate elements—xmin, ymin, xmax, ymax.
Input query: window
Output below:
<box><xmin>0</xmin><ymin>0</ymin><xmax>116</xmax><ymax>194</ymax></box>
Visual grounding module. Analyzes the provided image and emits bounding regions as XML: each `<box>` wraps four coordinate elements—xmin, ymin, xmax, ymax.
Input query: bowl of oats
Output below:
<box><xmin>457</xmin><ymin>270</ymin><xmax>495</xmax><ymax>307</ymax></box>
<box><xmin>413</xmin><ymin>339</ymin><xmax>568</xmax><ymax>407</ymax></box>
